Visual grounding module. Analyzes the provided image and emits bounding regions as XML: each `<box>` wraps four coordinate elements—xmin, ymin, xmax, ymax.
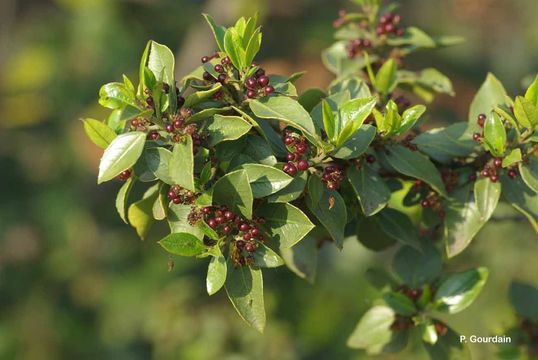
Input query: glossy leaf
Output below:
<box><xmin>170</xmin><ymin>137</ymin><xmax>195</xmax><ymax>191</ymax></box>
<box><xmin>519</xmin><ymin>156</ymin><xmax>538</xmax><ymax>193</ymax></box>
<box><xmin>331</xmin><ymin>125</ymin><xmax>376</xmax><ymax>159</ymax></box>
<box><xmin>235</xmin><ymin>164</ymin><xmax>293</xmax><ymax>198</ymax></box>
<box><xmin>509</xmin><ymin>282</ymin><xmax>538</xmax><ymax>321</ymax></box>
<box><xmin>377</xmin><ymin>208</ymin><xmax>421</xmax><ymax>250</ymax></box>
<box><xmin>203</xmin><ymin>14</ymin><xmax>226</xmax><ymax>52</ymax></box>
<box><xmin>279</xmin><ymin>233</ymin><xmax>318</xmax><ymax>283</ymax></box>
<box><xmin>392</xmin><ymin>244</ymin><xmax>442</xmax><ymax>288</ymax></box>
<box><xmin>115</xmin><ymin>177</ymin><xmax>133</xmax><ymax>223</ymax></box>
<box><xmin>225</xmin><ymin>264</ymin><xmax>265</xmax><ymax>333</ymax></box>
<box><xmin>267</xmin><ymin>171</ymin><xmax>308</xmax><ymax>203</ymax></box>
<box><xmin>256</xmin><ymin>202</ymin><xmax>314</xmax><ymax>248</ymax></box>
<box><xmin>501</xmin><ymin>175</ymin><xmax>538</xmax><ymax>233</ymax></box>
<box><xmin>159</xmin><ymin>232</ymin><xmax>206</xmax><ymax>257</ymax></box>
<box><xmin>224</xmin><ymin>28</ymin><xmax>244</xmax><ymax>70</ymax></box>
<box><xmin>127</xmin><ymin>188</ymin><xmax>158</xmax><ymax>240</ymax></box>
<box><xmin>502</xmin><ymin>148</ymin><xmax>522</xmax><ymax>168</ymax></box>
<box><xmin>147</xmin><ymin>41</ymin><xmax>175</xmax><ymax>85</ymax></box>
<box><xmin>514</xmin><ymin>96</ymin><xmax>538</xmax><ymax>129</ymax></box>
<box><xmin>98</xmin><ymin>131</ymin><xmax>146</xmax><ymax>184</ymax></box>
<box><xmin>168</xmin><ymin>203</ymin><xmax>204</xmax><ymax>240</ymax></box>
<box><xmin>347</xmin><ymin>306</ymin><xmax>395</xmax><ymax>354</ymax></box>
<box><xmin>322</xmin><ymin>99</ymin><xmax>336</xmax><ymax>141</ymax></box>
<box><xmin>336</xmin><ymin>97</ymin><xmax>376</xmax><ymax>146</ymax></box>
<box><xmin>434</xmin><ymin>267</ymin><xmax>489</xmax><ymax>313</ymax></box>
<box><xmin>474</xmin><ymin>177</ymin><xmax>501</xmax><ymax>221</ymax></box>
<box><xmin>444</xmin><ymin>185</ymin><xmax>486</xmax><ymax>258</ymax></box>
<box><xmin>412</xmin><ymin>123</ymin><xmax>475</xmax><ymax>163</ymax></box>
<box><xmin>252</xmin><ymin>244</ymin><xmax>285</xmax><ymax>268</ymax></box>
<box><xmin>213</xmin><ymin>170</ymin><xmax>253</xmax><ymax>219</ymax></box>
<box><xmin>82</xmin><ymin>118</ymin><xmax>117</xmax><ymax>149</ymax></box>
<box><xmin>206</xmin><ymin>115</ymin><xmax>252</xmax><ymax>146</ymax></box>
<box><xmin>398</xmin><ymin>104</ymin><xmax>426</xmax><ymax>134</ymax></box>
<box><xmin>98</xmin><ymin>82</ymin><xmax>138</xmax><ymax>109</ymax></box>
<box><xmin>375</xmin><ymin>58</ymin><xmax>397</xmax><ymax>95</ymax></box>
<box><xmin>145</xmin><ymin>147</ymin><xmax>174</xmax><ymax>185</ymax></box>
<box><xmin>468</xmin><ymin>73</ymin><xmax>507</xmax><ymax>133</ymax></box>
<box><xmin>385</xmin><ymin>145</ymin><xmax>447</xmax><ymax>196</ymax></box>
<box><xmin>347</xmin><ymin>164</ymin><xmax>390</xmax><ymax>216</ymax></box>
<box><xmin>305</xmin><ymin>176</ymin><xmax>347</xmax><ymax>248</ymax></box>
<box><xmin>383</xmin><ymin>291</ymin><xmax>417</xmax><ymax>316</ymax></box>
<box><xmin>207</xmin><ymin>249</ymin><xmax>227</xmax><ymax>295</ymax></box>
<box><xmin>184</xmin><ymin>83</ymin><xmax>222</xmax><ymax>108</ymax></box>
<box><xmin>483</xmin><ymin>112</ymin><xmax>506</xmax><ymax>156</ymax></box>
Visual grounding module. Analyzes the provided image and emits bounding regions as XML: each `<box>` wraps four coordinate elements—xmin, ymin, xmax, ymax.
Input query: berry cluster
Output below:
<box><xmin>168</xmin><ymin>185</ymin><xmax>196</xmax><ymax>205</ymax></box>
<box><xmin>202</xmin><ymin>53</ymin><xmax>232</xmax><ymax>85</ymax></box>
<box><xmin>244</xmin><ymin>68</ymin><xmax>274</xmax><ymax>99</ymax></box>
<box><xmin>346</xmin><ymin>38</ymin><xmax>372</xmax><ymax>59</ymax></box>
<box><xmin>118</xmin><ymin>169</ymin><xmax>132</xmax><ymax>181</ymax></box>
<box><xmin>478</xmin><ymin>157</ymin><xmax>509</xmax><ymax>183</ymax></box>
<box><xmin>390</xmin><ymin>315</ymin><xmax>413</xmax><ymax>332</ymax></box>
<box><xmin>472</xmin><ymin>113</ymin><xmax>487</xmax><ymax>142</ymax></box>
<box><xmin>201</xmin><ymin>206</ymin><xmax>267</xmax><ymax>266</ymax></box>
<box><xmin>282</xmin><ymin>130</ymin><xmax>310</xmax><ymax>175</ymax></box>
<box><xmin>414</xmin><ymin>180</ymin><xmax>446</xmax><ymax>218</ymax></box>
<box><xmin>321</xmin><ymin>164</ymin><xmax>344</xmax><ymax>190</ymax></box>
<box><xmin>398</xmin><ymin>284</ymin><xmax>423</xmax><ymax>302</ymax></box>
<box><xmin>376</xmin><ymin>13</ymin><xmax>405</xmax><ymax>36</ymax></box>
<box><xmin>434</xmin><ymin>321</ymin><xmax>449</xmax><ymax>336</ymax></box>
<box><xmin>163</xmin><ymin>109</ymin><xmax>203</xmax><ymax>151</ymax></box>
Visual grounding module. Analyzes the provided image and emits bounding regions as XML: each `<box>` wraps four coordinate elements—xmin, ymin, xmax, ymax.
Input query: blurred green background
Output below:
<box><xmin>1</xmin><ymin>0</ymin><xmax>537</xmax><ymax>359</ymax></box>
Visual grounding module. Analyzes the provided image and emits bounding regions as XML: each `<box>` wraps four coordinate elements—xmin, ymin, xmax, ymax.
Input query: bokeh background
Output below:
<box><xmin>1</xmin><ymin>0</ymin><xmax>538</xmax><ymax>359</ymax></box>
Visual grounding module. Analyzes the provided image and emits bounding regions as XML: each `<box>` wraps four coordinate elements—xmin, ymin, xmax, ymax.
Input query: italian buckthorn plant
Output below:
<box><xmin>82</xmin><ymin>0</ymin><xmax>538</xmax><ymax>357</ymax></box>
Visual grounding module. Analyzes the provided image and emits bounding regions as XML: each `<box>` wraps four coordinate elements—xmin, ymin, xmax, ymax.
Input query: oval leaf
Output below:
<box><xmin>98</xmin><ymin>131</ymin><xmax>146</xmax><ymax>184</ymax></box>
<box><xmin>159</xmin><ymin>232</ymin><xmax>207</xmax><ymax>256</ymax></box>
<box><xmin>346</xmin><ymin>305</ymin><xmax>395</xmax><ymax>354</ymax></box>
<box><xmin>236</xmin><ymin>164</ymin><xmax>293</xmax><ymax>198</ymax></box>
<box><xmin>82</xmin><ymin>118</ymin><xmax>117</xmax><ymax>149</ymax></box>
<box><xmin>473</xmin><ymin>177</ymin><xmax>501</xmax><ymax>221</ymax></box>
<box><xmin>434</xmin><ymin>267</ymin><xmax>489</xmax><ymax>314</ymax></box>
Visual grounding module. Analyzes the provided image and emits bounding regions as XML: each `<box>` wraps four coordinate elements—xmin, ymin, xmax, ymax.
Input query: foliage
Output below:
<box><xmin>83</xmin><ymin>0</ymin><xmax>538</xmax><ymax>357</ymax></box>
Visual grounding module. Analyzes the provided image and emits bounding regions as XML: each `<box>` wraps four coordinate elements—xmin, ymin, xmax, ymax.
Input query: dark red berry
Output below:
<box><xmin>508</xmin><ymin>169</ymin><xmax>518</xmax><ymax>178</ymax></box>
<box><xmin>296</xmin><ymin>143</ymin><xmax>307</xmax><ymax>154</ymax></box>
<box><xmin>481</xmin><ymin>169</ymin><xmax>490</xmax><ymax>177</ymax></box>
<box><xmin>173</xmin><ymin>119</ymin><xmax>183</xmax><ymax>129</ymax></box>
<box><xmin>493</xmin><ymin>158</ymin><xmax>502</xmax><ymax>168</ymax></box>
<box><xmin>177</xmin><ymin>96</ymin><xmax>185</xmax><ymax>107</ymax></box>
<box><xmin>245</xmin><ymin>77</ymin><xmax>257</xmax><ymax>89</ymax></box>
<box><xmin>297</xmin><ymin>159</ymin><xmax>309</xmax><ymax>171</ymax></box>
<box><xmin>130</xmin><ymin>119</ymin><xmax>139</xmax><ymax>127</ymax></box>
<box><xmin>286</xmin><ymin>153</ymin><xmax>296</xmax><ymax>161</ymax></box>
<box><xmin>119</xmin><ymin>170</ymin><xmax>132</xmax><ymax>180</ymax></box>
<box><xmin>224</xmin><ymin>211</ymin><xmax>234</xmax><ymax>221</ymax></box>
<box><xmin>477</xmin><ymin>113</ymin><xmax>486</xmax><ymax>127</ymax></box>
<box><xmin>168</xmin><ymin>190</ymin><xmax>177</xmax><ymax>199</ymax></box>
<box><xmin>223</xmin><ymin>225</ymin><xmax>231</xmax><ymax>233</ymax></box>
<box><xmin>264</xmin><ymin>85</ymin><xmax>275</xmax><ymax>95</ymax></box>
<box><xmin>490</xmin><ymin>175</ymin><xmax>499</xmax><ymax>183</ymax></box>
<box><xmin>217</xmin><ymin>73</ymin><xmax>227</xmax><ymax>84</ymax></box>
<box><xmin>243</xmin><ymin>233</ymin><xmax>252</xmax><ymax>241</ymax></box>
<box><xmin>162</xmin><ymin>83</ymin><xmax>170</xmax><ymax>93</ymax></box>
<box><xmin>250</xmin><ymin>228</ymin><xmax>260</xmax><ymax>237</ymax></box>
<box><xmin>473</xmin><ymin>133</ymin><xmax>481</xmax><ymax>141</ymax></box>
<box><xmin>172</xmin><ymin>197</ymin><xmax>181</xmax><ymax>204</ymax></box>
<box><xmin>239</xmin><ymin>223</ymin><xmax>249</xmax><ymax>232</ymax></box>
<box><xmin>201</xmin><ymin>56</ymin><xmax>210</xmax><ymax>63</ymax></box>
<box><xmin>246</xmin><ymin>90</ymin><xmax>257</xmax><ymax>99</ymax></box>
<box><xmin>236</xmin><ymin>240</ymin><xmax>245</xmax><ymax>249</ymax></box>
<box><xmin>166</xmin><ymin>124</ymin><xmax>174</xmax><ymax>133</ymax></box>
<box><xmin>202</xmin><ymin>207</ymin><xmax>211</xmax><ymax>214</ymax></box>
<box><xmin>245</xmin><ymin>243</ymin><xmax>256</xmax><ymax>253</ymax></box>
<box><xmin>221</xmin><ymin>57</ymin><xmax>230</xmax><ymax>65</ymax></box>
<box><xmin>146</xmin><ymin>96</ymin><xmax>154</xmax><ymax>106</ymax></box>
<box><xmin>469</xmin><ymin>174</ymin><xmax>477</xmax><ymax>182</ymax></box>
<box><xmin>284</xmin><ymin>162</ymin><xmax>297</xmax><ymax>175</ymax></box>
<box><xmin>203</xmin><ymin>71</ymin><xmax>213</xmax><ymax>81</ymax></box>
<box><xmin>327</xmin><ymin>182</ymin><xmax>337</xmax><ymax>190</ymax></box>
<box><xmin>214</xmin><ymin>64</ymin><xmax>224</xmax><ymax>73</ymax></box>
<box><xmin>420</xmin><ymin>199</ymin><xmax>430</xmax><ymax>208</ymax></box>
<box><xmin>366</xmin><ymin>155</ymin><xmax>376</xmax><ymax>164</ymax></box>
<box><xmin>215</xmin><ymin>216</ymin><xmax>225</xmax><ymax>224</ymax></box>
<box><xmin>255</xmin><ymin>68</ymin><xmax>265</xmax><ymax>77</ymax></box>
<box><xmin>284</xmin><ymin>137</ymin><xmax>295</xmax><ymax>145</ymax></box>
<box><xmin>207</xmin><ymin>218</ymin><xmax>217</xmax><ymax>229</ymax></box>
<box><xmin>257</xmin><ymin>75</ymin><xmax>269</xmax><ymax>87</ymax></box>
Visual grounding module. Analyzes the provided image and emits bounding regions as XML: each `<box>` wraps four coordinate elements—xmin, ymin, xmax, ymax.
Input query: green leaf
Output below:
<box><xmin>386</xmin><ymin>27</ymin><xmax>436</xmax><ymax>48</ymax></box>
<box><xmin>502</xmin><ymin>148</ymin><xmax>522</xmax><ymax>168</ymax></box>
<box><xmin>213</xmin><ymin>170</ymin><xmax>253</xmax><ymax>219</ymax></box>
<box><xmin>375</xmin><ymin>58</ymin><xmax>397</xmax><ymax>95</ymax></box>
<box><xmin>98</xmin><ymin>82</ymin><xmax>139</xmax><ymax>110</ymax></box>
<box><xmin>127</xmin><ymin>188</ymin><xmax>158</xmax><ymax>240</ymax></box>
<box><xmin>279</xmin><ymin>233</ymin><xmax>317</xmax><ymax>283</ymax></box>
<box><xmin>483</xmin><ymin>112</ymin><xmax>506</xmax><ymax>156</ymax></box>
<box><xmin>347</xmin><ymin>164</ymin><xmax>390</xmax><ymax>216</ymax></box>
<box><xmin>256</xmin><ymin>202</ymin><xmax>314</xmax><ymax>248</ymax></box>
<box><xmin>186</xmin><ymin>106</ymin><xmax>232</xmax><ymax>123</ymax></box>
<box><xmin>115</xmin><ymin>177</ymin><xmax>133</xmax><ymax>223</ymax></box>
<box><xmin>235</xmin><ymin>164</ymin><xmax>293</xmax><ymax>198</ymax></box>
<box><xmin>514</xmin><ymin>96</ymin><xmax>538</xmax><ymax>129</ymax></box>
<box><xmin>252</xmin><ymin>244</ymin><xmax>284</xmax><ymax>268</ymax></box>
<box><xmin>434</xmin><ymin>267</ymin><xmax>489</xmax><ymax>313</ymax></box>
<box><xmin>424</xmin><ymin>325</ymin><xmax>472</xmax><ymax>360</ymax></box>
<box><xmin>152</xmin><ymin>184</ymin><xmax>167</xmax><ymax>220</ymax></box>
<box><xmin>145</xmin><ymin>147</ymin><xmax>174</xmax><ymax>185</ymax></box>
<box><xmin>397</xmin><ymin>104</ymin><xmax>426</xmax><ymax>135</ymax></box>
<box><xmin>356</xmin><ymin>216</ymin><xmax>396</xmax><ymax>251</ymax></box>
<box><xmin>392</xmin><ymin>244</ymin><xmax>442</xmax><ymax>288</ymax></box>
<box><xmin>311</xmin><ymin>91</ymin><xmax>350</xmax><ymax>135</ymax></box>
<box><xmin>321</xmin><ymin>41</ymin><xmax>365</xmax><ymax>78</ymax></box>
<box><xmin>138</xmin><ymin>41</ymin><xmax>151</xmax><ymax>95</ymax></box>
<box><xmin>501</xmin><ymin>175</ymin><xmax>538</xmax><ymax>233</ymax></box>
<box><xmin>267</xmin><ymin>171</ymin><xmax>308</xmax><ymax>203</ymax></box>
<box><xmin>468</xmin><ymin>73</ymin><xmax>507</xmax><ymax>133</ymax></box>
<box><xmin>377</xmin><ymin>209</ymin><xmax>421</xmax><ymax>250</ymax></box>
<box><xmin>82</xmin><ymin>118</ymin><xmax>117</xmax><ymax>149</ymax></box>
<box><xmin>244</xmin><ymin>31</ymin><xmax>262</xmax><ymax>67</ymax></box>
<box><xmin>331</xmin><ymin>125</ymin><xmax>376</xmax><ymax>160</ymax></box>
<box><xmin>375</xmin><ymin>101</ymin><xmax>401</xmax><ymax>136</ymax></box>
<box><xmin>170</xmin><ymin>137</ymin><xmax>195</xmax><ymax>191</ymax></box>
<box><xmin>98</xmin><ymin>131</ymin><xmax>146</xmax><ymax>184</ymax></box>
<box><xmin>206</xmin><ymin>114</ymin><xmax>252</xmax><ymax>146</ymax></box>
<box><xmin>159</xmin><ymin>232</ymin><xmax>207</xmax><ymax>257</ymax></box>
<box><xmin>346</xmin><ymin>306</ymin><xmax>395</xmax><ymax>354</ymax></box>
<box><xmin>224</xmin><ymin>28</ymin><xmax>245</xmax><ymax>70</ymax></box>
<box><xmin>305</xmin><ymin>176</ymin><xmax>347</xmax><ymax>248</ymax></box>
<box><xmin>298</xmin><ymin>88</ymin><xmax>326</xmax><ymax>112</ymax></box>
<box><xmin>519</xmin><ymin>157</ymin><xmax>538</xmax><ymax>193</ymax></box>
<box><xmin>336</xmin><ymin>97</ymin><xmax>376</xmax><ymax>146</ymax></box>
<box><xmin>249</xmin><ymin>96</ymin><xmax>318</xmax><ymax>144</ymax></box>
<box><xmin>203</xmin><ymin>14</ymin><xmax>226</xmax><ymax>52</ymax></box>
<box><xmin>225</xmin><ymin>264</ymin><xmax>265</xmax><ymax>333</ymax></box>
<box><xmin>412</xmin><ymin>123</ymin><xmax>475</xmax><ymax>163</ymax></box>
<box><xmin>421</xmin><ymin>321</ymin><xmax>438</xmax><ymax>345</ymax></box>
<box><xmin>525</xmin><ymin>75</ymin><xmax>538</xmax><ymax>106</ymax></box>
<box><xmin>184</xmin><ymin>83</ymin><xmax>222</xmax><ymax>108</ymax></box>
<box><xmin>444</xmin><ymin>184</ymin><xmax>487</xmax><ymax>258</ymax></box>
<box><xmin>147</xmin><ymin>41</ymin><xmax>175</xmax><ymax>85</ymax></box>
<box><xmin>474</xmin><ymin>176</ymin><xmax>501</xmax><ymax>222</ymax></box>
<box><xmin>322</xmin><ymin>99</ymin><xmax>336</xmax><ymax>141</ymax></box>
<box><xmin>383</xmin><ymin>291</ymin><xmax>417</xmax><ymax>316</ymax></box>
<box><xmin>207</xmin><ymin>249</ymin><xmax>227</xmax><ymax>295</ymax></box>
<box><xmin>168</xmin><ymin>203</ymin><xmax>204</xmax><ymax>240</ymax></box>
<box><xmin>385</xmin><ymin>145</ymin><xmax>447</xmax><ymax>196</ymax></box>
<box><xmin>509</xmin><ymin>282</ymin><xmax>538</xmax><ymax>321</ymax></box>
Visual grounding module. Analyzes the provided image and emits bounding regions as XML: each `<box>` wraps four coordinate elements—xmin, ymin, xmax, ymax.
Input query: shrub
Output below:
<box><xmin>83</xmin><ymin>0</ymin><xmax>538</xmax><ymax>357</ymax></box>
